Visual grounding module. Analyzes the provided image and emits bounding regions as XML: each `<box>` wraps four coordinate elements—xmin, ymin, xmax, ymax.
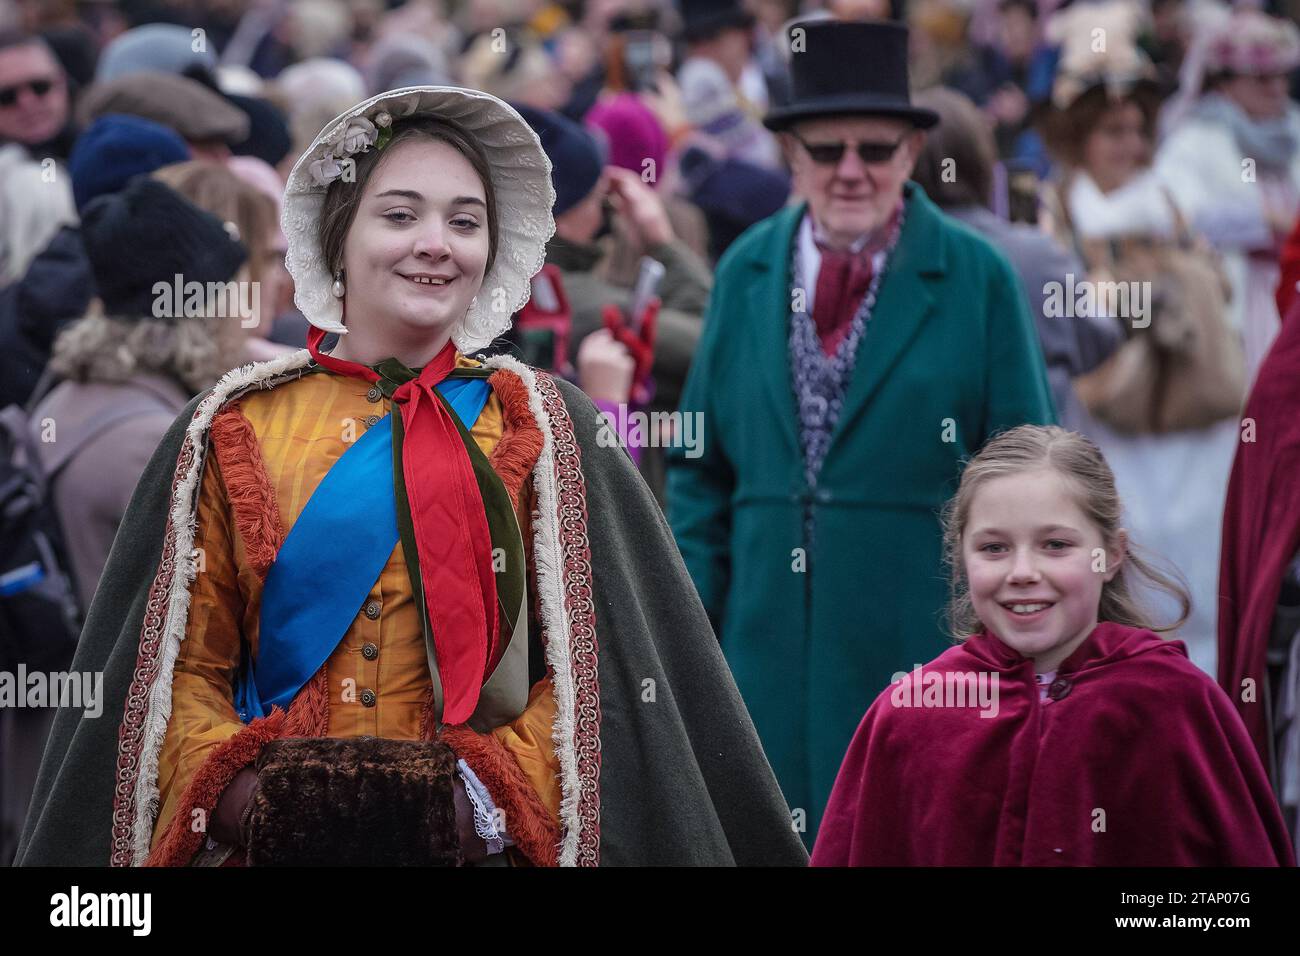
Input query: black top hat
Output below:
<box><xmin>763</xmin><ymin>19</ymin><xmax>939</xmax><ymax>132</ymax></box>
<box><xmin>679</xmin><ymin>0</ymin><xmax>756</xmax><ymax>43</ymax></box>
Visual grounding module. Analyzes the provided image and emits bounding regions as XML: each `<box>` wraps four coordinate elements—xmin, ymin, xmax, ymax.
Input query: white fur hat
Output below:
<box><xmin>281</xmin><ymin>85</ymin><xmax>556</xmax><ymax>353</ymax></box>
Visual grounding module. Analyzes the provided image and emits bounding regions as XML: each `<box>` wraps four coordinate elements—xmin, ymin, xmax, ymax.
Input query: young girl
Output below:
<box><xmin>811</xmin><ymin>424</ymin><xmax>1294</xmax><ymax>866</ymax></box>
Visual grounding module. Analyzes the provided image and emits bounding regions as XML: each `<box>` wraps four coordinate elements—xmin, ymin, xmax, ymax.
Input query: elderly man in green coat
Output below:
<box><xmin>666</xmin><ymin>19</ymin><xmax>1056</xmax><ymax>846</ymax></box>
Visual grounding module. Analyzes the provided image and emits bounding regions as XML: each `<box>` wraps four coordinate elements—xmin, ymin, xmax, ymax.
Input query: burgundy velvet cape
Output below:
<box><xmin>811</xmin><ymin>622</ymin><xmax>1294</xmax><ymax>866</ymax></box>
<box><xmin>1218</xmin><ymin>300</ymin><xmax>1300</xmax><ymax>767</ymax></box>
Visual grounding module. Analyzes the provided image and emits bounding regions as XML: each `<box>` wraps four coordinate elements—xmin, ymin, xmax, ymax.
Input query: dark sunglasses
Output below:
<box><xmin>0</xmin><ymin>78</ymin><xmax>55</xmax><ymax>107</ymax></box>
<box><xmin>791</xmin><ymin>130</ymin><xmax>910</xmax><ymax>165</ymax></box>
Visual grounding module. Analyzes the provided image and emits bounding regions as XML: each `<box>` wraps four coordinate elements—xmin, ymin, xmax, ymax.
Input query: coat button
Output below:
<box><xmin>360</xmin><ymin>689</ymin><xmax>376</xmax><ymax>707</ymax></box>
<box><xmin>366</xmin><ymin>385</ymin><xmax>382</xmax><ymax>403</ymax></box>
<box><xmin>1047</xmin><ymin>677</ymin><xmax>1072</xmax><ymax>701</ymax></box>
<box><xmin>363</xmin><ymin>414</ymin><xmax>380</xmax><ymax>428</ymax></box>
<box><xmin>362</xmin><ymin>642</ymin><xmax>378</xmax><ymax>660</ymax></box>
<box><xmin>363</xmin><ymin>600</ymin><xmax>381</xmax><ymax>620</ymax></box>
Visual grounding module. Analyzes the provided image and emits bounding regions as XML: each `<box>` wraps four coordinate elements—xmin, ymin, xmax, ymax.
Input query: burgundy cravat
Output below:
<box><xmin>810</xmin><ymin>205</ymin><xmax>901</xmax><ymax>356</ymax></box>
<box><xmin>812</xmin><ymin>244</ymin><xmax>874</xmax><ymax>356</ymax></box>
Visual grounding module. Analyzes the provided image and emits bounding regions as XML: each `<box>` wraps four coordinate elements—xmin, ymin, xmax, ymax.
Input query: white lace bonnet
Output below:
<box><xmin>281</xmin><ymin>85</ymin><xmax>556</xmax><ymax>353</ymax></box>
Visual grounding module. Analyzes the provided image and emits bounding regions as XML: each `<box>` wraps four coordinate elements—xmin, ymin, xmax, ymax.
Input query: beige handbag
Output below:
<box><xmin>1051</xmin><ymin>179</ymin><xmax>1246</xmax><ymax>434</ymax></box>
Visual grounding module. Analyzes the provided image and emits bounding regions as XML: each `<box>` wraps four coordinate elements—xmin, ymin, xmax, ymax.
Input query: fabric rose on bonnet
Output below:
<box><xmin>309</xmin><ymin>154</ymin><xmax>345</xmax><ymax>187</ymax></box>
<box><xmin>332</xmin><ymin>117</ymin><xmax>378</xmax><ymax>158</ymax></box>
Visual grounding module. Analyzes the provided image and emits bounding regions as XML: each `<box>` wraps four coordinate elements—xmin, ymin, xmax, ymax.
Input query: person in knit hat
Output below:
<box><xmin>585</xmin><ymin>92</ymin><xmax>669</xmax><ymax>182</ymax></box>
<box><xmin>153</xmin><ymin>158</ymin><xmax>296</xmax><ymax>364</ymax></box>
<box><xmin>584</xmin><ymin>90</ymin><xmax>713</xmax><ymax>274</ymax></box>
<box><xmin>68</xmin><ymin>113</ymin><xmax>189</xmax><ymax>212</ymax></box>
<box><xmin>32</xmin><ymin>173</ymin><xmax>249</xmax><ymax>594</ymax></box>
<box><xmin>0</xmin><ymin>114</ymin><xmax>191</xmax><ymax>410</ymax></box>
<box><xmin>3</xmin><ymin>179</ymin><xmax>248</xmax><ymax>870</ymax></box>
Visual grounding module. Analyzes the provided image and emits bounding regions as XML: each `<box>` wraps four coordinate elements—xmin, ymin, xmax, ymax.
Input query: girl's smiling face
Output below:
<box><xmin>337</xmin><ymin>137</ymin><xmax>490</xmax><ymax>364</ymax></box>
<box><xmin>962</xmin><ymin>468</ymin><xmax>1126</xmax><ymax>671</ymax></box>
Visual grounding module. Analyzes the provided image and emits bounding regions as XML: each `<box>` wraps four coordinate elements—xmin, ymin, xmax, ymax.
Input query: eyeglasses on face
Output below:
<box><xmin>790</xmin><ymin>130</ymin><xmax>911</xmax><ymax>165</ymax></box>
<box><xmin>0</xmin><ymin>78</ymin><xmax>55</xmax><ymax>108</ymax></box>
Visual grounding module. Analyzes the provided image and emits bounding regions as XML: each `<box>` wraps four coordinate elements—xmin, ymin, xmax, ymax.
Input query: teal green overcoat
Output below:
<box><xmin>666</xmin><ymin>184</ymin><xmax>1057</xmax><ymax>844</ymax></box>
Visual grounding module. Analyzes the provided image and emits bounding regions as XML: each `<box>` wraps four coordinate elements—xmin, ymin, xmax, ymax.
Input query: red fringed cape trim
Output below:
<box><xmin>487</xmin><ymin>369</ymin><xmax>545</xmax><ymax>505</ymax></box>
<box><xmin>209</xmin><ymin>404</ymin><xmax>285</xmax><ymax>577</ymax></box>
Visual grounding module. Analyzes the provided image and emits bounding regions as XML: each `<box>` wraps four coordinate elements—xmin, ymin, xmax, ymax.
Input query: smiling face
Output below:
<box><xmin>962</xmin><ymin>467</ymin><xmax>1125</xmax><ymax>672</ymax></box>
<box><xmin>781</xmin><ymin>114</ymin><xmax>923</xmax><ymax>249</ymax></box>
<box><xmin>335</xmin><ymin>137</ymin><xmax>491</xmax><ymax>366</ymax></box>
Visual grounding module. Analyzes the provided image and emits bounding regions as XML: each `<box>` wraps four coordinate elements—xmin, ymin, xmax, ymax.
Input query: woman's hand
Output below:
<box><xmin>209</xmin><ymin>765</ymin><xmax>259</xmax><ymax>846</ymax></box>
<box><xmin>641</xmin><ymin>70</ymin><xmax>688</xmax><ymax>137</ymax></box>
<box><xmin>577</xmin><ymin>328</ymin><xmax>636</xmax><ymax>404</ymax></box>
<box><xmin>605</xmin><ymin>166</ymin><xmax>675</xmax><ymax>249</ymax></box>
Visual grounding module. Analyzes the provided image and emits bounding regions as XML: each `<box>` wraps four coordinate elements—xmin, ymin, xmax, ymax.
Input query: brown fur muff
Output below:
<box><xmin>245</xmin><ymin>736</ymin><xmax>460</xmax><ymax>866</ymax></box>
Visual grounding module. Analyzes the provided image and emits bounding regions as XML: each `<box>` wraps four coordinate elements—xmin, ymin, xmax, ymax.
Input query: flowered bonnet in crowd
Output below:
<box><xmin>1162</xmin><ymin>5</ymin><xmax>1300</xmax><ymax>136</ymax></box>
<box><xmin>1204</xmin><ymin>7</ymin><xmax>1300</xmax><ymax>78</ymax></box>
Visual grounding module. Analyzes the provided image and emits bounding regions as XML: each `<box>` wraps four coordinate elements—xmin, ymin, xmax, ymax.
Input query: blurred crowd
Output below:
<box><xmin>4</xmin><ymin>0</ymin><xmax>1300</xmax><ymax>862</ymax></box>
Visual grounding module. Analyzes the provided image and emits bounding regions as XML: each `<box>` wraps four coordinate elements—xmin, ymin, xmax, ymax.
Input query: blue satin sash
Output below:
<box><xmin>234</xmin><ymin>377</ymin><xmax>492</xmax><ymax>722</ymax></box>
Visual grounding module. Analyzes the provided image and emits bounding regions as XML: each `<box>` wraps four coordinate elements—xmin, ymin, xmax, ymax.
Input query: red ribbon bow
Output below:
<box><xmin>307</xmin><ymin>326</ymin><xmax>498</xmax><ymax>726</ymax></box>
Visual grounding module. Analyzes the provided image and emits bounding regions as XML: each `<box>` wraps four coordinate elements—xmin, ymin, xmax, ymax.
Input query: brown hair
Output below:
<box><xmin>940</xmin><ymin>424</ymin><xmax>1191</xmax><ymax>639</ymax></box>
<box><xmin>152</xmin><ymin>160</ymin><xmax>279</xmax><ymax>284</ymax></box>
<box><xmin>911</xmin><ymin>86</ymin><xmax>996</xmax><ymax>209</ymax></box>
<box><xmin>317</xmin><ymin>115</ymin><xmax>499</xmax><ymax>284</ymax></box>
<box><xmin>1038</xmin><ymin>84</ymin><xmax>1161</xmax><ymax>169</ymax></box>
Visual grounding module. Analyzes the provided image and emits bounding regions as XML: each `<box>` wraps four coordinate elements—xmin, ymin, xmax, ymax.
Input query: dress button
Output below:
<box><xmin>1047</xmin><ymin>677</ymin><xmax>1072</xmax><ymax>701</ymax></box>
<box><xmin>366</xmin><ymin>385</ymin><xmax>383</xmax><ymax>403</ymax></box>
<box><xmin>360</xmin><ymin>689</ymin><xmax>377</xmax><ymax>707</ymax></box>
<box><xmin>363</xmin><ymin>414</ymin><xmax>380</xmax><ymax>428</ymax></box>
<box><xmin>362</xmin><ymin>642</ymin><xmax>378</xmax><ymax>660</ymax></box>
<box><xmin>363</xmin><ymin>600</ymin><xmax>381</xmax><ymax>620</ymax></box>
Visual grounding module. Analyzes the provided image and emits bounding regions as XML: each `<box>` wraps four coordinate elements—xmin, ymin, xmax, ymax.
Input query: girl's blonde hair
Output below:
<box><xmin>940</xmin><ymin>424</ymin><xmax>1191</xmax><ymax>639</ymax></box>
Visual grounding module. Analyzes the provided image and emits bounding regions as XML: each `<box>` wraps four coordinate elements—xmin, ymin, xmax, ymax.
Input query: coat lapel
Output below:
<box><xmin>743</xmin><ymin>202</ymin><xmax>805</xmax><ymax>457</ymax></box>
<box><xmin>825</xmin><ymin>183</ymin><xmax>946</xmax><ymax>459</ymax></box>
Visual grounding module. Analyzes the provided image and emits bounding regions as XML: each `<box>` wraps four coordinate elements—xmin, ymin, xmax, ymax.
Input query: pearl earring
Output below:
<box><xmin>332</xmin><ymin>270</ymin><xmax>345</xmax><ymax>298</ymax></box>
